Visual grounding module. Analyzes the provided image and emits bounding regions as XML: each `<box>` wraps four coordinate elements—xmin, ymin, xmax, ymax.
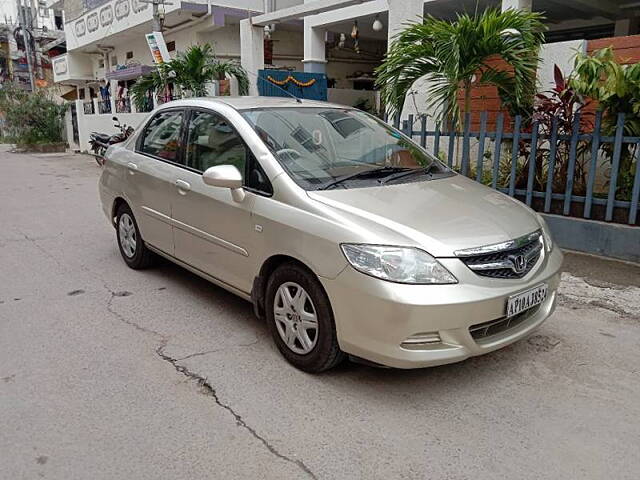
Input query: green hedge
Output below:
<box><xmin>0</xmin><ymin>84</ymin><xmax>67</xmax><ymax>145</ymax></box>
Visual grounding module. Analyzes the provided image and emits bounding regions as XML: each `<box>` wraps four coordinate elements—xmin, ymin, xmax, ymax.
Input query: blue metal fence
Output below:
<box><xmin>387</xmin><ymin>111</ymin><xmax>640</xmax><ymax>226</ymax></box>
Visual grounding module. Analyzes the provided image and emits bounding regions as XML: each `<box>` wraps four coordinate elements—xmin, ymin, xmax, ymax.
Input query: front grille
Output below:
<box><xmin>456</xmin><ymin>231</ymin><xmax>543</xmax><ymax>279</ymax></box>
<box><xmin>469</xmin><ymin>305</ymin><xmax>540</xmax><ymax>341</ymax></box>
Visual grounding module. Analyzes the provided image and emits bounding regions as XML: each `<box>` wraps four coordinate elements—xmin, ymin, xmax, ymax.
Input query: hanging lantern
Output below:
<box><xmin>351</xmin><ymin>20</ymin><xmax>359</xmax><ymax>39</ymax></box>
<box><xmin>338</xmin><ymin>33</ymin><xmax>346</xmax><ymax>48</ymax></box>
<box><xmin>372</xmin><ymin>15</ymin><xmax>383</xmax><ymax>32</ymax></box>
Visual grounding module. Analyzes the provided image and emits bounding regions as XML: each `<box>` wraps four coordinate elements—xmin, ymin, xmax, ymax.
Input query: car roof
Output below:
<box><xmin>164</xmin><ymin>96</ymin><xmax>350</xmax><ymax>111</ymax></box>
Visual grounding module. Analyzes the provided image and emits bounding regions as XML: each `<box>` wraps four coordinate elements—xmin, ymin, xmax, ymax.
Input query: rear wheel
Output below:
<box><xmin>266</xmin><ymin>263</ymin><xmax>344</xmax><ymax>372</ymax></box>
<box><xmin>115</xmin><ymin>203</ymin><xmax>156</xmax><ymax>269</ymax></box>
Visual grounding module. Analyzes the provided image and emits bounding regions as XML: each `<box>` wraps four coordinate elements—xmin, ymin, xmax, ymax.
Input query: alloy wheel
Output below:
<box><xmin>118</xmin><ymin>213</ymin><xmax>137</xmax><ymax>258</ymax></box>
<box><xmin>273</xmin><ymin>282</ymin><xmax>319</xmax><ymax>355</ymax></box>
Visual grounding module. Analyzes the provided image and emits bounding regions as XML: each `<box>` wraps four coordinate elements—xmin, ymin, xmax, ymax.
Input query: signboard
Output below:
<box><xmin>146</xmin><ymin>31</ymin><xmax>171</xmax><ymax>64</ymax></box>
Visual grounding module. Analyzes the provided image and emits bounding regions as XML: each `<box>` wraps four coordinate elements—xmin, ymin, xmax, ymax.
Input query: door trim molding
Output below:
<box><xmin>142</xmin><ymin>205</ymin><xmax>249</xmax><ymax>257</ymax></box>
<box><xmin>141</xmin><ymin>205</ymin><xmax>172</xmax><ymax>225</ymax></box>
<box><xmin>171</xmin><ymin>217</ymin><xmax>249</xmax><ymax>257</ymax></box>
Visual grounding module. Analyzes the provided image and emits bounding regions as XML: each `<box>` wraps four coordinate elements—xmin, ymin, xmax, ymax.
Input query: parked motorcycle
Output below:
<box><xmin>89</xmin><ymin>116</ymin><xmax>135</xmax><ymax>166</ymax></box>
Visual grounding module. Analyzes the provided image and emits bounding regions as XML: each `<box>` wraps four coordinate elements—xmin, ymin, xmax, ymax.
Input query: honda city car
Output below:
<box><xmin>99</xmin><ymin>97</ymin><xmax>563</xmax><ymax>372</ymax></box>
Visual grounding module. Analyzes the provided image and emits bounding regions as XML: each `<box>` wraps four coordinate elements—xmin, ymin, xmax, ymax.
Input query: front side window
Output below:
<box><xmin>140</xmin><ymin>110</ymin><xmax>184</xmax><ymax>161</ymax></box>
<box><xmin>185</xmin><ymin>110</ymin><xmax>247</xmax><ymax>175</ymax></box>
<box><xmin>241</xmin><ymin>107</ymin><xmax>449</xmax><ymax>190</ymax></box>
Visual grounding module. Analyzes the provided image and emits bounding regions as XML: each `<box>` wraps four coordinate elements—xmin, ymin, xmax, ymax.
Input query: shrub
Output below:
<box><xmin>570</xmin><ymin>47</ymin><xmax>640</xmax><ymax>200</ymax></box>
<box><xmin>0</xmin><ymin>84</ymin><xmax>67</xmax><ymax>145</ymax></box>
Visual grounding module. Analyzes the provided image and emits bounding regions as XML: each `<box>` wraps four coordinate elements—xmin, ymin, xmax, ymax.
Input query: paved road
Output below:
<box><xmin>1</xmin><ymin>146</ymin><xmax>639</xmax><ymax>480</ymax></box>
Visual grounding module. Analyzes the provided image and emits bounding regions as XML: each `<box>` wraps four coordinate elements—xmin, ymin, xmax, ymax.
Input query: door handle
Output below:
<box><xmin>175</xmin><ymin>179</ymin><xmax>191</xmax><ymax>193</ymax></box>
<box><xmin>127</xmin><ymin>162</ymin><xmax>138</xmax><ymax>174</ymax></box>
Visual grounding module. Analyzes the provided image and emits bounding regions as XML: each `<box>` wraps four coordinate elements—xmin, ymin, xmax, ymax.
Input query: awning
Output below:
<box><xmin>106</xmin><ymin>65</ymin><xmax>155</xmax><ymax>82</ymax></box>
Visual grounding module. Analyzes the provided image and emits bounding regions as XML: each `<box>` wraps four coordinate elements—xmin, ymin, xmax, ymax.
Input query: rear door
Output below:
<box><xmin>126</xmin><ymin>108</ymin><xmax>186</xmax><ymax>256</ymax></box>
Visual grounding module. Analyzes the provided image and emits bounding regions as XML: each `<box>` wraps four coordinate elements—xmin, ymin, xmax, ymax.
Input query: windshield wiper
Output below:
<box><xmin>319</xmin><ymin>166</ymin><xmax>411</xmax><ymax>190</ymax></box>
<box><xmin>380</xmin><ymin>163</ymin><xmax>438</xmax><ymax>185</ymax></box>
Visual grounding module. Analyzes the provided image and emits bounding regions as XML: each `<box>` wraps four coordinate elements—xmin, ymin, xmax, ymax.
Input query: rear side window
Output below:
<box><xmin>140</xmin><ymin>110</ymin><xmax>184</xmax><ymax>162</ymax></box>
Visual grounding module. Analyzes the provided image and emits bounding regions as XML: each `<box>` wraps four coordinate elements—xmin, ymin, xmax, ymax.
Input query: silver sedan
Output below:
<box><xmin>99</xmin><ymin>97</ymin><xmax>563</xmax><ymax>372</ymax></box>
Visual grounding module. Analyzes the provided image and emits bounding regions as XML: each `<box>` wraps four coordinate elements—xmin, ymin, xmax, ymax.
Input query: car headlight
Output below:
<box><xmin>535</xmin><ymin>214</ymin><xmax>554</xmax><ymax>253</ymax></box>
<box><xmin>341</xmin><ymin>244</ymin><xmax>457</xmax><ymax>284</ymax></box>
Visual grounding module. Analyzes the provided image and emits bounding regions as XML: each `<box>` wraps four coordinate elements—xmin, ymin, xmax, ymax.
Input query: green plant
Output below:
<box><xmin>131</xmin><ymin>44</ymin><xmax>249</xmax><ymax>111</ymax></box>
<box><xmin>0</xmin><ymin>83</ymin><xmax>66</xmax><ymax>145</ymax></box>
<box><xmin>570</xmin><ymin>47</ymin><xmax>640</xmax><ymax>200</ymax></box>
<box><xmin>129</xmin><ymin>66</ymin><xmax>168</xmax><ymax>111</ymax></box>
<box><xmin>375</xmin><ymin>8</ymin><xmax>545</xmax><ymax>130</ymax></box>
<box><xmin>530</xmin><ymin>65</ymin><xmax>591</xmax><ymax>194</ymax></box>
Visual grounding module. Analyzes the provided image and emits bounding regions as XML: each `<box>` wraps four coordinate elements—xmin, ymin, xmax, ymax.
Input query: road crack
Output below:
<box><xmin>18</xmin><ymin>231</ymin><xmax>66</xmax><ymax>271</ymax></box>
<box><xmin>156</xmin><ymin>341</ymin><xmax>318</xmax><ymax>479</ymax></box>
<box><xmin>103</xmin><ymin>288</ymin><xmax>316</xmax><ymax>479</ymax></box>
<box><xmin>105</xmin><ymin>289</ymin><xmax>165</xmax><ymax>338</ymax></box>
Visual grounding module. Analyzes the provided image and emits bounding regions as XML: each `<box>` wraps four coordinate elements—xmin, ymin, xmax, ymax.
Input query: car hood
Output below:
<box><xmin>307</xmin><ymin>174</ymin><xmax>541</xmax><ymax>257</ymax></box>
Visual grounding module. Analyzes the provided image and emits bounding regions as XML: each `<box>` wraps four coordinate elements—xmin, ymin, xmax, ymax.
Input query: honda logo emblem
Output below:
<box><xmin>508</xmin><ymin>254</ymin><xmax>527</xmax><ymax>274</ymax></box>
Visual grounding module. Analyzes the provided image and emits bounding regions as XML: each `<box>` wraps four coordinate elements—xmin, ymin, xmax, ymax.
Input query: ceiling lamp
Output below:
<box><xmin>372</xmin><ymin>15</ymin><xmax>383</xmax><ymax>32</ymax></box>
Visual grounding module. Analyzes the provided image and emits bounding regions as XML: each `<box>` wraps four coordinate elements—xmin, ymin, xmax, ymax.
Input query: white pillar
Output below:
<box><xmin>109</xmin><ymin>80</ymin><xmax>117</xmax><ymax>114</ymax></box>
<box><xmin>302</xmin><ymin>0</ymin><xmax>326</xmax><ymax>73</ymax></box>
<box><xmin>303</xmin><ymin>21</ymin><xmax>327</xmax><ymax>73</ymax></box>
<box><xmin>387</xmin><ymin>0</ymin><xmax>424</xmax><ymax>119</ymax></box>
<box><xmin>240</xmin><ymin>18</ymin><xmax>265</xmax><ymax>96</ymax></box>
<box><xmin>387</xmin><ymin>0</ymin><xmax>423</xmax><ymax>45</ymax></box>
<box><xmin>501</xmin><ymin>0</ymin><xmax>532</xmax><ymax>11</ymax></box>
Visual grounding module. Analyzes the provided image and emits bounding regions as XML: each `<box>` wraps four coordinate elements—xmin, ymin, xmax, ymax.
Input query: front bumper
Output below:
<box><xmin>320</xmin><ymin>246</ymin><xmax>563</xmax><ymax>369</ymax></box>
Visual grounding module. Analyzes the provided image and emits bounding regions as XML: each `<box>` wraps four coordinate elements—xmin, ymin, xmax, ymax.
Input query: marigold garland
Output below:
<box><xmin>267</xmin><ymin>75</ymin><xmax>316</xmax><ymax>88</ymax></box>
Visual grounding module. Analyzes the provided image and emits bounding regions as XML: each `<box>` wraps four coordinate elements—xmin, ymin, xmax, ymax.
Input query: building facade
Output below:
<box><xmin>1</xmin><ymin>0</ymin><xmax>65</xmax><ymax>92</ymax></box>
<box><xmin>52</xmin><ymin>0</ymin><xmax>638</xmax><ymax>151</ymax></box>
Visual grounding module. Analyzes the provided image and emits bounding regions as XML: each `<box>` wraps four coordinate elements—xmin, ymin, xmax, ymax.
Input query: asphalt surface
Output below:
<box><xmin>1</xmin><ymin>145</ymin><xmax>639</xmax><ymax>480</ymax></box>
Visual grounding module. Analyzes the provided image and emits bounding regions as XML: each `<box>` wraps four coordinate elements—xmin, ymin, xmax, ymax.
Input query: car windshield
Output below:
<box><xmin>240</xmin><ymin>107</ymin><xmax>449</xmax><ymax>190</ymax></box>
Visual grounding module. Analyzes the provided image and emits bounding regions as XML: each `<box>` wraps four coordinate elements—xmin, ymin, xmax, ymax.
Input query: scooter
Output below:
<box><xmin>89</xmin><ymin>116</ymin><xmax>134</xmax><ymax>166</ymax></box>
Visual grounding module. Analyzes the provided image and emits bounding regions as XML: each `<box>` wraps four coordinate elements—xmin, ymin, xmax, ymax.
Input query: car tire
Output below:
<box><xmin>265</xmin><ymin>263</ymin><xmax>345</xmax><ymax>373</ymax></box>
<box><xmin>115</xmin><ymin>203</ymin><xmax>156</xmax><ymax>270</ymax></box>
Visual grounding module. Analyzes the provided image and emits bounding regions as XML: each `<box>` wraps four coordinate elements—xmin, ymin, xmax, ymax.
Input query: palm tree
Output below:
<box><xmin>375</xmin><ymin>8</ymin><xmax>546</xmax><ymax>129</ymax></box>
<box><xmin>129</xmin><ymin>65</ymin><xmax>168</xmax><ymax>111</ymax></box>
<box><xmin>131</xmin><ymin>44</ymin><xmax>249</xmax><ymax>110</ymax></box>
<box><xmin>169</xmin><ymin>44</ymin><xmax>249</xmax><ymax>96</ymax></box>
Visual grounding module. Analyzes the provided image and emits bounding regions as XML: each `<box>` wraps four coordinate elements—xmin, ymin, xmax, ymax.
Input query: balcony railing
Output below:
<box><xmin>137</xmin><ymin>94</ymin><xmax>154</xmax><ymax>113</ymax></box>
<box><xmin>115</xmin><ymin>97</ymin><xmax>131</xmax><ymax>114</ymax></box>
<box><xmin>156</xmin><ymin>93</ymin><xmax>181</xmax><ymax>105</ymax></box>
<box><xmin>97</xmin><ymin>100</ymin><xmax>112</xmax><ymax>114</ymax></box>
<box><xmin>83</xmin><ymin>101</ymin><xmax>95</xmax><ymax>115</ymax></box>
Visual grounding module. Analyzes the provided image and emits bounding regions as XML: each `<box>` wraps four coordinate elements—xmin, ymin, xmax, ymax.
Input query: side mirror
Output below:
<box><xmin>202</xmin><ymin>165</ymin><xmax>245</xmax><ymax>202</ymax></box>
<box><xmin>112</xmin><ymin>116</ymin><xmax>119</xmax><ymax>122</ymax></box>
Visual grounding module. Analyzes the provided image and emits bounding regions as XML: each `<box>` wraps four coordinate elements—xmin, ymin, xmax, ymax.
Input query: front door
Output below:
<box><xmin>127</xmin><ymin>109</ymin><xmax>186</xmax><ymax>256</ymax></box>
<box><xmin>171</xmin><ymin>109</ymin><xmax>260</xmax><ymax>293</ymax></box>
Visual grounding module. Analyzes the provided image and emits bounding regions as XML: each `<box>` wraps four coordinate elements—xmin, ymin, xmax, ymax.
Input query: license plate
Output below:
<box><xmin>506</xmin><ymin>284</ymin><xmax>547</xmax><ymax>318</ymax></box>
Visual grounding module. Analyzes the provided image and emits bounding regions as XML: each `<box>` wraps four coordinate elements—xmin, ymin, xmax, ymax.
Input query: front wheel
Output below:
<box><xmin>266</xmin><ymin>263</ymin><xmax>344</xmax><ymax>373</ymax></box>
